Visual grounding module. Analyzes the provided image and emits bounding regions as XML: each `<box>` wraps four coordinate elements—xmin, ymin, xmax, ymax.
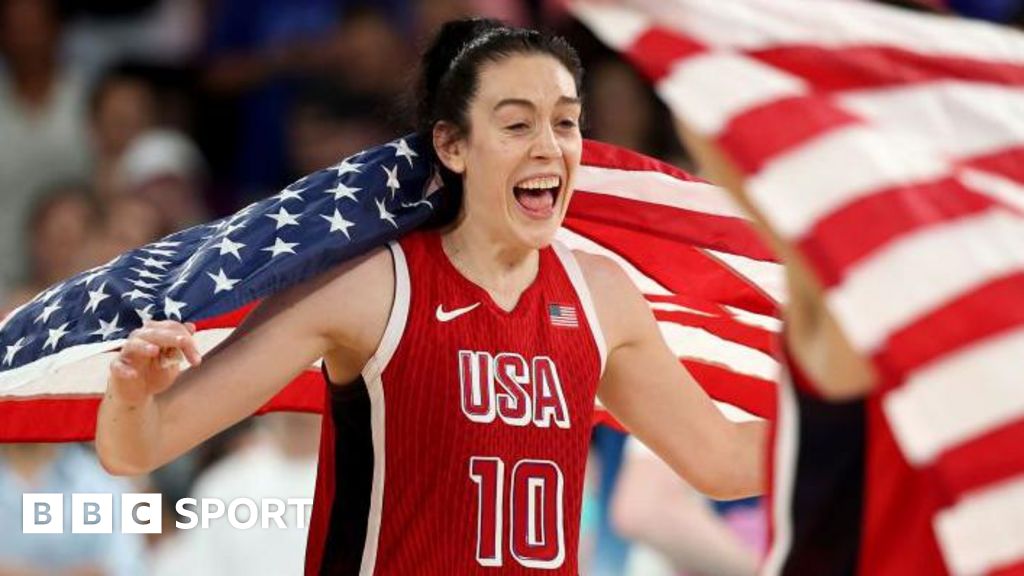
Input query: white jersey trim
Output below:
<box><xmin>358</xmin><ymin>241</ymin><xmax>410</xmax><ymax>576</ymax></box>
<box><xmin>551</xmin><ymin>241</ymin><xmax>608</xmax><ymax>378</ymax></box>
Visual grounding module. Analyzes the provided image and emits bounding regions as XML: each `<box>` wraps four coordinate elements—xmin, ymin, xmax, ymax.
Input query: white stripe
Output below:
<box><xmin>703</xmin><ymin>248</ymin><xmax>786</xmax><ymax>304</ymax></box>
<box><xmin>935</xmin><ymin>475</ymin><xmax>1024</xmax><ymax>576</ymax></box>
<box><xmin>713</xmin><ymin>400</ymin><xmax>762</xmax><ymax>423</ymax></box>
<box><xmin>656</xmin><ymin>51</ymin><xmax>806</xmax><ymax>135</ymax></box>
<box><xmin>762</xmin><ymin>369</ymin><xmax>800</xmax><ymax>576</ymax></box>
<box><xmin>357</xmin><ymin>241</ymin><xmax>410</xmax><ymax>576</ymax></box>
<box><xmin>748</xmin><ymin>123</ymin><xmax>951</xmax><ymax>239</ymax></box>
<box><xmin>632</xmin><ymin>0</ymin><xmax>1024</xmax><ymax>65</ymax></box>
<box><xmin>649</xmin><ymin>301</ymin><xmax>714</xmax><ymax>317</ymax></box>
<box><xmin>569</xmin><ymin>1</ymin><xmax>651</xmax><ymax>51</ymax></box>
<box><xmin>838</xmin><ymin>82</ymin><xmax>1024</xmax><ymax>161</ymax></box>
<box><xmin>575</xmin><ymin>164</ymin><xmax>749</xmax><ymax>219</ymax></box>
<box><xmin>657</xmin><ymin>322</ymin><xmax>779</xmax><ymax>381</ymax></box>
<box><xmin>827</xmin><ymin>209</ymin><xmax>1024</xmax><ymax>353</ymax></box>
<box><xmin>724</xmin><ymin>305</ymin><xmax>783</xmax><ymax>333</ymax></box>
<box><xmin>962</xmin><ymin>169</ymin><xmax>1024</xmax><ymax>213</ymax></box>
<box><xmin>552</xmin><ymin>242</ymin><xmax>608</xmax><ymax>378</ymax></box>
<box><xmin>555</xmin><ymin>228</ymin><xmax>671</xmax><ymax>295</ymax></box>
<box><xmin>884</xmin><ymin>327</ymin><xmax>1024</xmax><ymax>466</ymax></box>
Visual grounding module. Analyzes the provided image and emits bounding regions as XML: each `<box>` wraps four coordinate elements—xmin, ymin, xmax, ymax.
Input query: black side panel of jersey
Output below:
<box><xmin>781</xmin><ymin>386</ymin><xmax>866</xmax><ymax>576</ymax></box>
<box><xmin>319</xmin><ymin>376</ymin><xmax>374</xmax><ymax>576</ymax></box>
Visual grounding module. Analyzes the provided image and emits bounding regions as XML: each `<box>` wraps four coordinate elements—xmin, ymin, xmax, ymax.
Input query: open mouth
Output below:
<box><xmin>513</xmin><ymin>175</ymin><xmax>562</xmax><ymax>219</ymax></box>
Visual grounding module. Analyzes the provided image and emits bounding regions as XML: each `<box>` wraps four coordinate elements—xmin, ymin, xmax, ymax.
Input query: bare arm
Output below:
<box><xmin>579</xmin><ymin>253</ymin><xmax>766</xmax><ymax>500</ymax></box>
<box><xmin>95</xmin><ymin>249</ymin><xmax>393</xmax><ymax>475</ymax></box>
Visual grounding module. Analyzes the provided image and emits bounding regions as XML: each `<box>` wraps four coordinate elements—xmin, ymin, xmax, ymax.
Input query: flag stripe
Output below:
<box><xmin>935</xmin><ymin>476</ymin><xmax>1024</xmax><ymax>576</ymax></box>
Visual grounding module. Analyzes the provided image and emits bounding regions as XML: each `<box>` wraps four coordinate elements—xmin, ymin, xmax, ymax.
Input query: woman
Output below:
<box><xmin>95</xmin><ymin>19</ymin><xmax>766</xmax><ymax>575</ymax></box>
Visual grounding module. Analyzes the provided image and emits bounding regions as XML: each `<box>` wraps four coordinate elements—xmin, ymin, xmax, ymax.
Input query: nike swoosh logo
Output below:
<box><xmin>435</xmin><ymin>302</ymin><xmax>481</xmax><ymax>322</ymax></box>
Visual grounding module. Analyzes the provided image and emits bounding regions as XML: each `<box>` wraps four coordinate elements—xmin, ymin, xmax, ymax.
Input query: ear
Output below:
<box><xmin>432</xmin><ymin>121</ymin><xmax>467</xmax><ymax>175</ymax></box>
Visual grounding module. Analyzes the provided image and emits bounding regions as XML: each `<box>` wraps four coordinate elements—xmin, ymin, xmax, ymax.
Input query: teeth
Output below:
<box><xmin>516</xmin><ymin>176</ymin><xmax>560</xmax><ymax>190</ymax></box>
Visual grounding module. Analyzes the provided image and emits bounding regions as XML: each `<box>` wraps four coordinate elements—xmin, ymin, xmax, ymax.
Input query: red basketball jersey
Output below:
<box><xmin>306</xmin><ymin>230</ymin><xmax>606</xmax><ymax>575</ymax></box>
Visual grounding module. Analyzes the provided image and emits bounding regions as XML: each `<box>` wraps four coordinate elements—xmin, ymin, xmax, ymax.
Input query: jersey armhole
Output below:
<box><xmin>552</xmin><ymin>242</ymin><xmax>608</xmax><ymax>379</ymax></box>
<box><xmin>360</xmin><ymin>241</ymin><xmax>411</xmax><ymax>384</ymax></box>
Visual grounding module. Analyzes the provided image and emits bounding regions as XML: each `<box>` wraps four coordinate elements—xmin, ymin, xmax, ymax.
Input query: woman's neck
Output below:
<box><xmin>441</xmin><ymin>221</ymin><xmax>540</xmax><ymax>311</ymax></box>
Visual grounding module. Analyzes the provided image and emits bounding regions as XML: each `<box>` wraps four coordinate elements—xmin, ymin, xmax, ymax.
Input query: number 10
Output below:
<box><xmin>469</xmin><ymin>457</ymin><xmax>565</xmax><ymax>569</ymax></box>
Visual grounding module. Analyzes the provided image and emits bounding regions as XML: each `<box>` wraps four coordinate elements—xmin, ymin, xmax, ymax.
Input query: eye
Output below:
<box><xmin>558</xmin><ymin>118</ymin><xmax>579</xmax><ymax>129</ymax></box>
<box><xmin>506</xmin><ymin>122</ymin><xmax>530</xmax><ymax>132</ymax></box>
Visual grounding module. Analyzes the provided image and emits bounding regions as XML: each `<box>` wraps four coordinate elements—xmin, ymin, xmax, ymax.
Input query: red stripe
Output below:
<box><xmin>623</xmin><ymin>26</ymin><xmax>707</xmax><ymax>82</ymax></box>
<box><xmin>582</xmin><ymin>138</ymin><xmax>705</xmax><ymax>183</ymax></box>
<box><xmin>717</xmin><ymin>95</ymin><xmax>861</xmax><ymax>175</ymax></box>
<box><xmin>0</xmin><ymin>397</ymin><xmax>101</xmax><ymax>442</ymax></box>
<box><xmin>569</xmin><ymin>190</ymin><xmax>776</xmax><ymax>261</ymax></box>
<box><xmin>653</xmin><ymin>308</ymin><xmax>776</xmax><ymax>356</ymax></box>
<box><xmin>990</xmin><ymin>556</ymin><xmax>1024</xmax><ymax>576</ymax></box>
<box><xmin>964</xmin><ymin>145</ymin><xmax>1024</xmax><ymax>187</ymax></box>
<box><xmin>798</xmin><ymin>177</ymin><xmax>996</xmax><ymax>288</ymax></box>
<box><xmin>934</xmin><ymin>418</ymin><xmax>1024</xmax><ymax>499</ymax></box>
<box><xmin>564</xmin><ymin>217</ymin><xmax>779</xmax><ymax>315</ymax></box>
<box><xmin>749</xmin><ymin>44</ymin><xmax>1024</xmax><ymax>92</ymax></box>
<box><xmin>872</xmin><ymin>272</ymin><xmax>1024</xmax><ymax>388</ymax></box>
<box><xmin>682</xmin><ymin>359</ymin><xmax>777</xmax><ymax>419</ymax></box>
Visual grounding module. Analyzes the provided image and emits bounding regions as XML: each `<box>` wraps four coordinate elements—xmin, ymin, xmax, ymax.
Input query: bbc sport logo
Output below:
<box><xmin>22</xmin><ymin>493</ymin><xmax>314</xmax><ymax>534</ymax></box>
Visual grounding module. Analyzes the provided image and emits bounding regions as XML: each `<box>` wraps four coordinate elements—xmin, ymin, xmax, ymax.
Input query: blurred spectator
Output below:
<box><xmin>113</xmin><ymin>129</ymin><xmax>209</xmax><ymax>231</ymax></box>
<box><xmin>612</xmin><ymin>438</ymin><xmax>762</xmax><ymax>576</ymax></box>
<box><xmin>151</xmin><ymin>413</ymin><xmax>320</xmax><ymax>576</ymax></box>
<box><xmin>287</xmin><ymin>82</ymin><xmax>394</xmax><ymax>179</ymax></box>
<box><xmin>0</xmin><ymin>444</ymin><xmax>147</xmax><ymax>576</ymax></box>
<box><xmin>88</xmin><ymin>64</ymin><xmax>159</xmax><ymax>198</ymax></box>
<box><xmin>0</xmin><ymin>0</ymin><xmax>92</xmax><ymax>296</ymax></box>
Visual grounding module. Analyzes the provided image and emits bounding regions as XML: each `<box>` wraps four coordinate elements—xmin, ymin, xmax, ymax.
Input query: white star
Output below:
<box><xmin>388</xmin><ymin>138</ymin><xmax>419</xmax><ymax>167</ymax></box>
<box><xmin>325</xmin><ymin>181</ymin><xmax>360</xmax><ymax>203</ymax></box>
<box><xmin>76</xmin><ymin>267</ymin><xmax>107</xmax><ymax>287</ymax></box>
<box><xmin>275</xmin><ymin>188</ymin><xmax>304</xmax><ymax>203</ymax></box>
<box><xmin>34</xmin><ymin>302</ymin><xmax>61</xmax><ymax>324</ymax></box>
<box><xmin>376</xmin><ymin>197</ymin><xmax>397</xmax><ymax>228</ymax></box>
<box><xmin>215</xmin><ymin>236</ymin><xmax>245</xmax><ymax>261</ymax></box>
<box><xmin>91</xmin><ymin>314</ymin><xmax>122</xmax><ymax>340</ymax></box>
<box><xmin>131</xmin><ymin>268</ymin><xmax>163</xmax><ymax>280</ymax></box>
<box><xmin>262</xmin><ymin>237</ymin><xmax>299</xmax><ymax>258</ymax></box>
<box><xmin>43</xmin><ymin>322</ymin><xmax>70</xmax><ymax>351</ymax></box>
<box><xmin>34</xmin><ymin>283</ymin><xmax>64</xmax><ymax>304</ymax></box>
<box><xmin>207</xmin><ymin>268</ymin><xmax>239</xmax><ymax>294</ymax></box>
<box><xmin>322</xmin><ymin>209</ymin><xmax>355</xmax><ymax>239</ymax></box>
<box><xmin>3</xmin><ymin>337</ymin><xmax>26</xmax><ymax>366</ymax></box>
<box><xmin>266</xmin><ymin>207</ymin><xmax>300</xmax><ymax>230</ymax></box>
<box><xmin>84</xmin><ymin>282</ymin><xmax>110</xmax><ymax>314</ymax></box>
<box><xmin>122</xmin><ymin>288</ymin><xmax>152</xmax><ymax>302</ymax></box>
<box><xmin>136</xmin><ymin>256</ymin><xmax>170</xmax><ymax>270</ymax></box>
<box><xmin>135</xmin><ymin>305</ymin><xmax>154</xmax><ymax>323</ymax></box>
<box><xmin>142</xmin><ymin>247</ymin><xmax>175</xmax><ymax>258</ymax></box>
<box><xmin>383</xmin><ymin>164</ymin><xmax>401</xmax><ymax>199</ymax></box>
<box><xmin>151</xmin><ymin>240</ymin><xmax>181</xmax><ymax>249</ymax></box>
<box><xmin>333</xmin><ymin>157</ymin><xmax>362</xmax><ymax>178</ymax></box>
<box><xmin>129</xmin><ymin>278</ymin><xmax>159</xmax><ymax>290</ymax></box>
<box><xmin>164</xmin><ymin>297</ymin><xmax>187</xmax><ymax>320</ymax></box>
<box><xmin>221</xmin><ymin>220</ymin><xmax>246</xmax><ymax>236</ymax></box>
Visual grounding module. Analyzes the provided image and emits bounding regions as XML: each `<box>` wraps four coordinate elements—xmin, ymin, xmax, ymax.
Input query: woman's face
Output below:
<box><xmin>442</xmin><ymin>54</ymin><xmax>583</xmax><ymax>250</ymax></box>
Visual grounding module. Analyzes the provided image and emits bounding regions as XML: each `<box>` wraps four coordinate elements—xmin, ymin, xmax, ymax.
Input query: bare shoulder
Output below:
<box><xmin>571</xmin><ymin>250</ymin><xmax>650</xmax><ymax>351</ymax></box>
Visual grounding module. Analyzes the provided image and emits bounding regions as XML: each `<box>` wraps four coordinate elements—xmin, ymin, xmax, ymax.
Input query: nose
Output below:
<box><xmin>531</xmin><ymin>124</ymin><xmax>562</xmax><ymax>160</ymax></box>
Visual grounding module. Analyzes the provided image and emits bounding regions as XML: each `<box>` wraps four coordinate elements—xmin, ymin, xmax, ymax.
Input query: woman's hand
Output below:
<box><xmin>109</xmin><ymin>320</ymin><xmax>203</xmax><ymax>405</ymax></box>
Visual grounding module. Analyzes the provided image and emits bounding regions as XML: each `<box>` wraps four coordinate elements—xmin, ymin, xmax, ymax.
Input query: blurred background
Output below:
<box><xmin>0</xmin><ymin>0</ymin><xmax>1019</xmax><ymax>574</ymax></box>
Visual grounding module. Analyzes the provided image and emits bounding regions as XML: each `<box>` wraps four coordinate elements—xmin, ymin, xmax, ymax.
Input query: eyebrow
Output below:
<box><xmin>493</xmin><ymin>96</ymin><xmax>582</xmax><ymax>111</ymax></box>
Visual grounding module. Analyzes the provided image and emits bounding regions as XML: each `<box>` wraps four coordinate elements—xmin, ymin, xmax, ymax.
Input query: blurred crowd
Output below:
<box><xmin>2</xmin><ymin>0</ymin><xmax>1019</xmax><ymax>574</ymax></box>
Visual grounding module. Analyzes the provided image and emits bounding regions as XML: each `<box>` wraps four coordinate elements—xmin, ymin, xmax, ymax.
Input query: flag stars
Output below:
<box><xmin>325</xmin><ymin>181</ymin><xmax>360</xmax><ymax>203</ymax></box>
<box><xmin>275</xmin><ymin>188</ymin><xmax>304</xmax><ymax>204</ymax></box>
<box><xmin>135</xmin><ymin>305</ymin><xmax>154</xmax><ymax>323</ymax></box>
<box><xmin>164</xmin><ymin>297</ymin><xmax>187</xmax><ymax>320</ymax></box>
<box><xmin>132</xmin><ymin>268</ymin><xmax>163</xmax><ymax>281</ymax></box>
<box><xmin>76</xmin><ymin>268</ymin><xmax>107</xmax><ymax>287</ymax></box>
<box><xmin>122</xmin><ymin>288</ymin><xmax>152</xmax><ymax>302</ymax></box>
<box><xmin>3</xmin><ymin>337</ymin><xmax>26</xmax><ymax>366</ymax></box>
<box><xmin>333</xmin><ymin>157</ymin><xmax>362</xmax><ymax>178</ymax></box>
<box><xmin>376</xmin><ymin>197</ymin><xmax>397</xmax><ymax>228</ymax></box>
<box><xmin>35</xmin><ymin>302</ymin><xmax>61</xmax><ymax>324</ymax></box>
<box><xmin>266</xmin><ymin>207</ymin><xmax>300</xmax><ymax>230</ymax></box>
<box><xmin>262</xmin><ymin>237</ymin><xmax>299</xmax><ymax>258</ymax></box>
<box><xmin>207</xmin><ymin>268</ymin><xmax>239</xmax><ymax>294</ymax></box>
<box><xmin>91</xmin><ymin>314</ymin><xmax>123</xmax><ymax>340</ymax></box>
<box><xmin>322</xmin><ymin>209</ymin><xmax>355</xmax><ymax>239</ymax></box>
<box><xmin>383</xmin><ymin>164</ymin><xmax>401</xmax><ymax>199</ymax></box>
<box><xmin>215</xmin><ymin>236</ymin><xmax>245</xmax><ymax>261</ymax></box>
<box><xmin>136</xmin><ymin>256</ymin><xmax>169</xmax><ymax>270</ymax></box>
<box><xmin>43</xmin><ymin>322</ymin><xmax>71</xmax><ymax>351</ymax></box>
<box><xmin>84</xmin><ymin>282</ymin><xmax>110</xmax><ymax>314</ymax></box>
<box><xmin>388</xmin><ymin>138</ymin><xmax>419</xmax><ymax>167</ymax></box>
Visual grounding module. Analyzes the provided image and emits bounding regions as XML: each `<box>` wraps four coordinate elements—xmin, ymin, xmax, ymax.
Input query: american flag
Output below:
<box><xmin>547</xmin><ymin>303</ymin><xmax>580</xmax><ymax>328</ymax></box>
<box><xmin>0</xmin><ymin>134</ymin><xmax>781</xmax><ymax>441</ymax></box>
<box><xmin>571</xmin><ymin>0</ymin><xmax>1024</xmax><ymax>574</ymax></box>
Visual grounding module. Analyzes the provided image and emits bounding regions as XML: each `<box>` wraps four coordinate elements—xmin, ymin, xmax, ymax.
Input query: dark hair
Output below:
<box><xmin>416</xmin><ymin>18</ymin><xmax>583</xmax><ymax>227</ymax></box>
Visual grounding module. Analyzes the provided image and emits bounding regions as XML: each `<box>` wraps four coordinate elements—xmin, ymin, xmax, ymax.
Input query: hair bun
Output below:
<box><xmin>419</xmin><ymin>18</ymin><xmax>505</xmax><ymax>120</ymax></box>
